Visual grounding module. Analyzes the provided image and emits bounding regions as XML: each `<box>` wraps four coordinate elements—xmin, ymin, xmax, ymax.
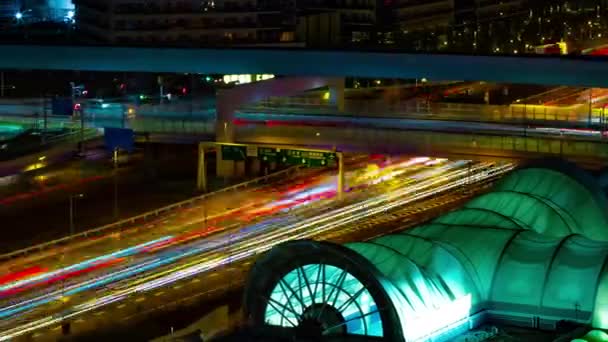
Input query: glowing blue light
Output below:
<box><xmin>15</xmin><ymin>12</ymin><xmax>22</xmax><ymax>20</ymax></box>
<box><xmin>67</xmin><ymin>10</ymin><xmax>74</xmax><ymax>19</ymax></box>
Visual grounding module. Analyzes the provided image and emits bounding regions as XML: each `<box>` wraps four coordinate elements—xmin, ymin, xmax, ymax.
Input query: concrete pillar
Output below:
<box><xmin>214</xmin><ymin>77</ymin><xmax>341</xmax><ymax>178</ymax></box>
<box><xmin>197</xmin><ymin>143</ymin><xmax>207</xmax><ymax>192</ymax></box>
<box><xmin>235</xmin><ymin>160</ymin><xmax>246</xmax><ymax>177</ymax></box>
<box><xmin>337</xmin><ymin>152</ymin><xmax>344</xmax><ymax>200</ymax></box>
<box><xmin>216</xmin><ymin>146</ymin><xmax>236</xmax><ymax>179</ymax></box>
<box><xmin>250</xmin><ymin>157</ymin><xmax>261</xmax><ymax>176</ymax></box>
<box><xmin>329</xmin><ymin>78</ymin><xmax>345</xmax><ymax>112</ymax></box>
<box><xmin>216</xmin><ymin>91</ymin><xmax>237</xmax><ymax>178</ymax></box>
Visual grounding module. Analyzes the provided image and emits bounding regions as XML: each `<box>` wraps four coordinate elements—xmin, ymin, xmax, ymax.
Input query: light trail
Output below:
<box><xmin>0</xmin><ymin>157</ymin><xmax>423</xmax><ymax>312</ymax></box>
<box><xmin>0</xmin><ymin>236</ymin><xmax>174</xmax><ymax>295</ymax></box>
<box><xmin>0</xmin><ymin>161</ymin><xmax>514</xmax><ymax>340</ymax></box>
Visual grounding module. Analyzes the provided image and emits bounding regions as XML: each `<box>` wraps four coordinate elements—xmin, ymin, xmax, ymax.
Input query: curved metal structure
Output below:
<box><xmin>244</xmin><ymin>163</ymin><xmax>608</xmax><ymax>341</ymax></box>
<box><xmin>244</xmin><ymin>241</ymin><xmax>404</xmax><ymax>340</ymax></box>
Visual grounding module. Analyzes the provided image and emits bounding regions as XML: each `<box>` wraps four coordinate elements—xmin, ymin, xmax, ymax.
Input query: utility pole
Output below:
<box><xmin>589</xmin><ymin>87</ymin><xmax>593</xmax><ymax>127</ymax></box>
<box><xmin>190</xmin><ymin>73</ymin><xmax>195</xmax><ymax>118</ymax></box>
<box><xmin>197</xmin><ymin>142</ymin><xmax>208</xmax><ymax>192</ymax></box>
<box><xmin>113</xmin><ymin>148</ymin><xmax>119</xmax><ymax>219</ymax></box>
<box><xmin>158</xmin><ymin>75</ymin><xmax>163</xmax><ymax>104</ymax></box>
<box><xmin>69</xmin><ymin>194</ymin><xmax>84</xmax><ymax>235</ymax></box>
<box><xmin>80</xmin><ymin>99</ymin><xmax>85</xmax><ymax>154</ymax></box>
<box><xmin>121</xmin><ymin>105</ymin><xmax>126</xmax><ymax>129</ymax></box>
<box><xmin>69</xmin><ymin>197</ymin><xmax>74</xmax><ymax>235</ymax></box>
<box><xmin>43</xmin><ymin>100</ymin><xmax>48</xmax><ymax>144</ymax></box>
<box><xmin>337</xmin><ymin>152</ymin><xmax>344</xmax><ymax>200</ymax></box>
<box><xmin>71</xmin><ymin>82</ymin><xmax>85</xmax><ymax>154</ymax></box>
<box><xmin>0</xmin><ymin>71</ymin><xmax>4</xmax><ymax>97</ymax></box>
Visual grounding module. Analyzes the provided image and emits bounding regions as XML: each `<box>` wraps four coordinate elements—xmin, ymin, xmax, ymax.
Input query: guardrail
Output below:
<box><xmin>0</xmin><ymin>165</ymin><xmax>303</xmax><ymax>262</ymax></box>
<box><xmin>240</xmin><ymin>101</ymin><xmax>604</xmax><ymax>128</ymax></box>
<box><xmin>43</xmin><ymin>128</ymin><xmax>99</xmax><ymax>146</ymax></box>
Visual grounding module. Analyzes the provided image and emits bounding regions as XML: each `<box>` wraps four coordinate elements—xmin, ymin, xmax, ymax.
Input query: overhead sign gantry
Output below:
<box><xmin>197</xmin><ymin>142</ymin><xmax>344</xmax><ymax>198</ymax></box>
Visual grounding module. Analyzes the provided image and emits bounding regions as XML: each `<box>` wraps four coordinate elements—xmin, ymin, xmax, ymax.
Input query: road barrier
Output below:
<box><xmin>0</xmin><ymin>165</ymin><xmax>303</xmax><ymax>262</ymax></box>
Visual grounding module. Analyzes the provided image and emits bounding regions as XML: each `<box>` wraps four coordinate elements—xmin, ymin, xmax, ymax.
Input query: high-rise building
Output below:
<box><xmin>474</xmin><ymin>0</ymin><xmax>526</xmax><ymax>22</ymax></box>
<box><xmin>295</xmin><ymin>0</ymin><xmax>381</xmax><ymax>44</ymax></box>
<box><xmin>74</xmin><ymin>0</ymin><xmax>298</xmax><ymax>46</ymax></box>
<box><xmin>394</xmin><ymin>0</ymin><xmax>455</xmax><ymax>33</ymax></box>
<box><xmin>395</xmin><ymin>0</ymin><xmax>526</xmax><ymax>32</ymax></box>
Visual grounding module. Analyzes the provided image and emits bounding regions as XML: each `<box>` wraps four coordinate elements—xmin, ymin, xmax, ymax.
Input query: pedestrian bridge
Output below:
<box><xmin>243</xmin><ymin>162</ymin><xmax>608</xmax><ymax>341</ymax></box>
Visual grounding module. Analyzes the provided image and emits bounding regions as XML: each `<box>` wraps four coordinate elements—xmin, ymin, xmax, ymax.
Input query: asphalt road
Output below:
<box><xmin>0</xmin><ymin>156</ymin><xmax>515</xmax><ymax>341</ymax></box>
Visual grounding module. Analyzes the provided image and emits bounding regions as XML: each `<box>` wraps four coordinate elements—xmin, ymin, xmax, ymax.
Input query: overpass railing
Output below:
<box><xmin>236</xmin><ymin>122</ymin><xmax>608</xmax><ymax>166</ymax></box>
<box><xmin>0</xmin><ymin>165</ymin><xmax>303</xmax><ymax>262</ymax></box>
<box><xmin>0</xmin><ymin>114</ymin><xmax>74</xmax><ymax>129</ymax></box>
<box><xmin>43</xmin><ymin>128</ymin><xmax>100</xmax><ymax>145</ymax></box>
<box><xmin>241</xmin><ymin>101</ymin><xmax>603</xmax><ymax>127</ymax></box>
<box><xmin>0</xmin><ymin>127</ymin><xmax>99</xmax><ymax>161</ymax></box>
<box><xmin>128</xmin><ymin>117</ymin><xmax>214</xmax><ymax>134</ymax></box>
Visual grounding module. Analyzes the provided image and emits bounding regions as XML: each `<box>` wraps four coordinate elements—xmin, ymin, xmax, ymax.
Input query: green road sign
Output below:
<box><xmin>281</xmin><ymin>149</ymin><xmax>337</xmax><ymax>167</ymax></box>
<box><xmin>259</xmin><ymin>147</ymin><xmax>280</xmax><ymax>163</ymax></box>
<box><xmin>219</xmin><ymin>144</ymin><xmax>336</xmax><ymax>167</ymax></box>
<box><xmin>221</xmin><ymin>144</ymin><xmax>246</xmax><ymax>161</ymax></box>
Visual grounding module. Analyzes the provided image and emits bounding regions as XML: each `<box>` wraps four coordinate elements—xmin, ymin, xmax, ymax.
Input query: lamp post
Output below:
<box><xmin>588</xmin><ymin>87</ymin><xmax>593</xmax><ymax>127</ymax></box>
<box><xmin>69</xmin><ymin>193</ymin><xmax>84</xmax><ymax>235</ymax></box>
<box><xmin>113</xmin><ymin>148</ymin><xmax>119</xmax><ymax>219</ymax></box>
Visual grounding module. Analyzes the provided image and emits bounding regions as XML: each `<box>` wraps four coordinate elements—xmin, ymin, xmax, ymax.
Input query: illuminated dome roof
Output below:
<box><xmin>243</xmin><ymin>163</ymin><xmax>608</xmax><ymax>341</ymax></box>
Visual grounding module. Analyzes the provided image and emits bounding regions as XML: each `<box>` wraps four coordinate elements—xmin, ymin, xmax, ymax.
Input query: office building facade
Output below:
<box><xmin>74</xmin><ymin>0</ymin><xmax>296</xmax><ymax>46</ymax></box>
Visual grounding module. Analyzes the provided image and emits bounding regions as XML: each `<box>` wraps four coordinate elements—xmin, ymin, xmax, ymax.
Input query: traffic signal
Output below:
<box><xmin>182</xmin><ymin>87</ymin><xmax>187</xmax><ymax>94</ymax></box>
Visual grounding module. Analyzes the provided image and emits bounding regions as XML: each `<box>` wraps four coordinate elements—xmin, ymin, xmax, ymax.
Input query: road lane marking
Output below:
<box><xmin>135</xmin><ymin>297</ymin><xmax>146</xmax><ymax>302</ymax></box>
<box><xmin>117</xmin><ymin>304</ymin><xmax>126</xmax><ymax>309</ymax></box>
<box><xmin>154</xmin><ymin>291</ymin><xmax>165</xmax><ymax>296</ymax></box>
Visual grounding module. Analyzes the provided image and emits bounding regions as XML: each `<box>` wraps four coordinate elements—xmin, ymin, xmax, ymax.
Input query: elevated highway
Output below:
<box><xmin>1</xmin><ymin>45</ymin><xmax>608</xmax><ymax>87</ymax></box>
<box><xmin>5</xmin><ymin>102</ymin><xmax>608</xmax><ymax>169</ymax></box>
<box><xmin>234</xmin><ymin>121</ymin><xmax>608</xmax><ymax>168</ymax></box>
<box><xmin>0</xmin><ymin>155</ymin><xmax>509</xmax><ymax>341</ymax></box>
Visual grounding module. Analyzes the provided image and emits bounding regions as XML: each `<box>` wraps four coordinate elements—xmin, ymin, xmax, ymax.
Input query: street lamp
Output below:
<box><xmin>69</xmin><ymin>193</ymin><xmax>84</xmax><ymax>235</ymax></box>
<box><xmin>15</xmin><ymin>9</ymin><xmax>32</xmax><ymax>21</ymax></box>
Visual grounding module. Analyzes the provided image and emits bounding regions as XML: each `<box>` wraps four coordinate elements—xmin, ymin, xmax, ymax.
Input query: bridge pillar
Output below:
<box><xmin>250</xmin><ymin>157</ymin><xmax>261</xmax><ymax>176</ymax></box>
<box><xmin>215</xmin><ymin>76</ymin><xmax>341</xmax><ymax>178</ymax></box>
<box><xmin>216</xmin><ymin>91</ymin><xmax>240</xmax><ymax>178</ymax></box>
<box><xmin>328</xmin><ymin>78</ymin><xmax>345</xmax><ymax>112</ymax></box>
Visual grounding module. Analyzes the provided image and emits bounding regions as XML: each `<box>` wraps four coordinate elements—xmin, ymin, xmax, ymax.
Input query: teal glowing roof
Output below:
<box><xmin>244</xmin><ymin>163</ymin><xmax>608</xmax><ymax>341</ymax></box>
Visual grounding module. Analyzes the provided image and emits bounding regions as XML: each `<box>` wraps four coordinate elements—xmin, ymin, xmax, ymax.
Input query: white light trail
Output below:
<box><xmin>0</xmin><ymin>161</ymin><xmax>514</xmax><ymax>340</ymax></box>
